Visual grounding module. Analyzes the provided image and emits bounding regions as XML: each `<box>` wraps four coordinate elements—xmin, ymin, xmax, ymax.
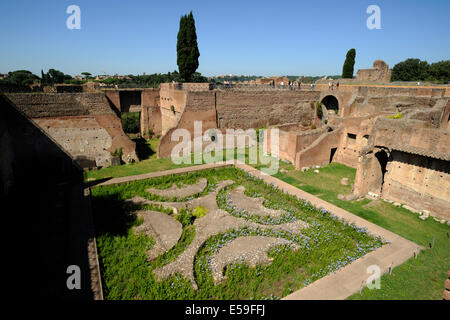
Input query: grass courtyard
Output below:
<box><xmin>86</xmin><ymin>140</ymin><xmax>449</xmax><ymax>300</ymax></box>
<box><xmin>91</xmin><ymin>166</ymin><xmax>385</xmax><ymax>299</ymax></box>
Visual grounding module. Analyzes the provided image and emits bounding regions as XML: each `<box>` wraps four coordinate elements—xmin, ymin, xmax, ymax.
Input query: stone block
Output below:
<box><xmin>443</xmin><ymin>289</ymin><xmax>450</xmax><ymax>300</ymax></box>
<box><xmin>445</xmin><ymin>279</ymin><xmax>450</xmax><ymax>291</ymax></box>
<box><xmin>111</xmin><ymin>156</ymin><xmax>121</xmax><ymax>166</ymax></box>
<box><xmin>403</xmin><ymin>205</ymin><xmax>420</xmax><ymax>214</ymax></box>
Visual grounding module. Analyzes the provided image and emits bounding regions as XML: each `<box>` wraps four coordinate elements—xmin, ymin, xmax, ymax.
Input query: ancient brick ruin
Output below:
<box><xmin>1</xmin><ymin>63</ymin><xmax>449</xmax><ymax>222</ymax></box>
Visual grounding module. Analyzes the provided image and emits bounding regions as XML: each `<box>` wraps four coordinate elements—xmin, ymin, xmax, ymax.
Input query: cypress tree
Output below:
<box><xmin>342</xmin><ymin>49</ymin><xmax>356</xmax><ymax>78</ymax></box>
<box><xmin>177</xmin><ymin>11</ymin><xmax>200</xmax><ymax>82</ymax></box>
<box><xmin>41</xmin><ymin>70</ymin><xmax>46</xmax><ymax>84</ymax></box>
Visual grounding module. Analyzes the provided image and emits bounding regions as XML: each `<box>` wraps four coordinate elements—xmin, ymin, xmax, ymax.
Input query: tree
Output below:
<box><xmin>41</xmin><ymin>69</ymin><xmax>46</xmax><ymax>85</ymax></box>
<box><xmin>177</xmin><ymin>11</ymin><xmax>200</xmax><ymax>82</ymax></box>
<box><xmin>81</xmin><ymin>72</ymin><xmax>92</xmax><ymax>79</ymax></box>
<box><xmin>428</xmin><ymin>60</ymin><xmax>450</xmax><ymax>83</ymax></box>
<box><xmin>47</xmin><ymin>69</ymin><xmax>66</xmax><ymax>84</ymax></box>
<box><xmin>391</xmin><ymin>59</ymin><xmax>430</xmax><ymax>81</ymax></box>
<box><xmin>342</xmin><ymin>49</ymin><xmax>356</xmax><ymax>78</ymax></box>
<box><xmin>5</xmin><ymin>70</ymin><xmax>39</xmax><ymax>86</ymax></box>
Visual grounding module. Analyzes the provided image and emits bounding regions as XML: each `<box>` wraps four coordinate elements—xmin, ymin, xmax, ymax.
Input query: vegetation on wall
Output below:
<box><xmin>316</xmin><ymin>102</ymin><xmax>323</xmax><ymax>119</ymax></box>
<box><xmin>387</xmin><ymin>113</ymin><xmax>403</xmax><ymax>119</ymax></box>
<box><xmin>391</xmin><ymin>59</ymin><xmax>450</xmax><ymax>83</ymax></box>
<box><xmin>342</xmin><ymin>49</ymin><xmax>356</xmax><ymax>79</ymax></box>
<box><xmin>121</xmin><ymin>112</ymin><xmax>140</xmax><ymax>133</ymax></box>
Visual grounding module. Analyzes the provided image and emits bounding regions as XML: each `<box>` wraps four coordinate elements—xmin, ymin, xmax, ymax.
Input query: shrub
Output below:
<box><xmin>387</xmin><ymin>113</ymin><xmax>403</xmax><ymax>119</ymax></box>
<box><xmin>176</xmin><ymin>208</ymin><xmax>194</xmax><ymax>227</ymax></box>
<box><xmin>170</xmin><ymin>105</ymin><xmax>175</xmax><ymax>113</ymax></box>
<box><xmin>111</xmin><ymin>148</ymin><xmax>123</xmax><ymax>158</ymax></box>
<box><xmin>121</xmin><ymin>112</ymin><xmax>140</xmax><ymax>133</ymax></box>
<box><xmin>193</xmin><ymin>206</ymin><xmax>208</xmax><ymax>218</ymax></box>
<box><xmin>316</xmin><ymin>102</ymin><xmax>323</xmax><ymax>119</ymax></box>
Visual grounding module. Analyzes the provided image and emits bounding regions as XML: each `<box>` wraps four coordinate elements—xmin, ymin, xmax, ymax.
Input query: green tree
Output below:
<box><xmin>428</xmin><ymin>60</ymin><xmax>450</xmax><ymax>83</ymax></box>
<box><xmin>5</xmin><ymin>70</ymin><xmax>39</xmax><ymax>86</ymax></box>
<box><xmin>177</xmin><ymin>11</ymin><xmax>200</xmax><ymax>82</ymax></box>
<box><xmin>41</xmin><ymin>69</ymin><xmax>46</xmax><ymax>85</ymax></box>
<box><xmin>47</xmin><ymin>69</ymin><xmax>66</xmax><ymax>84</ymax></box>
<box><xmin>391</xmin><ymin>59</ymin><xmax>430</xmax><ymax>81</ymax></box>
<box><xmin>342</xmin><ymin>49</ymin><xmax>356</xmax><ymax>78</ymax></box>
<box><xmin>81</xmin><ymin>72</ymin><xmax>92</xmax><ymax>79</ymax></box>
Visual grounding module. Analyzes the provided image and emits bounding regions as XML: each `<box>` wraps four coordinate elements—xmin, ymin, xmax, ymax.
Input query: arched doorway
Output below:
<box><xmin>321</xmin><ymin>95</ymin><xmax>339</xmax><ymax>113</ymax></box>
<box><xmin>374</xmin><ymin>149</ymin><xmax>389</xmax><ymax>193</ymax></box>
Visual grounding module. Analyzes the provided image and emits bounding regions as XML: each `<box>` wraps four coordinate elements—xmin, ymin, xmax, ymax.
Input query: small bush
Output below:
<box><xmin>316</xmin><ymin>102</ymin><xmax>323</xmax><ymax>119</ymax></box>
<box><xmin>387</xmin><ymin>113</ymin><xmax>403</xmax><ymax>119</ymax></box>
<box><xmin>121</xmin><ymin>112</ymin><xmax>140</xmax><ymax>133</ymax></box>
<box><xmin>111</xmin><ymin>148</ymin><xmax>123</xmax><ymax>158</ymax></box>
<box><xmin>176</xmin><ymin>208</ymin><xmax>194</xmax><ymax>227</ymax></box>
<box><xmin>170</xmin><ymin>105</ymin><xmax>175</xmax><ymax>113</ymax></box>
<box><xmin>193</xmin><ymin>206</ymin><xmax>208</xmax><ymax>218</ymax></box>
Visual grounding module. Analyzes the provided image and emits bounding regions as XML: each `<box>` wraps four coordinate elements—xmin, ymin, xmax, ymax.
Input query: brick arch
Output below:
<box><xmin>319</xmin><ymin>91</ymin><xmax>343</xmax><ymax>116</ymax></box>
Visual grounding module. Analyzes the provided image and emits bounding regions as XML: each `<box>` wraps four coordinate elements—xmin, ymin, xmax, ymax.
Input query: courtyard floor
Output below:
<box><xmin>86</xmin><ymin>142</ymin><xmax>449</xmax><ymax>300</ymax></box>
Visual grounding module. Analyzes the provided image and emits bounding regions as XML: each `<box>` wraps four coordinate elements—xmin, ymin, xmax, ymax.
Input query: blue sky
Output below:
<box><xmin>1</xmin><ymin>0</ymin><xmax>449</xmax><ymax>76</ymax></box>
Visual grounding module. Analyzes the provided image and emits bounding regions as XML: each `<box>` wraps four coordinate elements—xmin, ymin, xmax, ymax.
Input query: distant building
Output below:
<box><xmin>255</xmin><ymin>76</ymin><xmax>291</xmax><ymax>86</ymax></box>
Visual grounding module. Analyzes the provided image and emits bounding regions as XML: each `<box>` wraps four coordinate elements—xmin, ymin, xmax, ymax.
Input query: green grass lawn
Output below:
<box><xmin>84</xmin><ymin>138</ymin><xmax>197</xmax><ymax>182</ymax></box>
<box><xmin>87</xmin><ymin>141</ymin><xmax>449</xmax><ymax>299</ymax></box>
<box><xmin>274</xmin><ymin>163</ymin><xmax>449</xmax><ymax>300</ymax></box>
<box><xmin>84</xmin><ymin>143</ymin><xmax>280</xmax><ymax>182</ymax></box>
<box><xmin>91</xmin><ymin>167</ymin><xmax>384</xmax><ymax>300</ymax></box>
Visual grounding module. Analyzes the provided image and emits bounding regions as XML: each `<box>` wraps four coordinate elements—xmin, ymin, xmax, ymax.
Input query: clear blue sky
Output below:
<box><xmin>1</xmin><ymin>0</ymin><xmax>449</xmax><ymax>77</ymax></box>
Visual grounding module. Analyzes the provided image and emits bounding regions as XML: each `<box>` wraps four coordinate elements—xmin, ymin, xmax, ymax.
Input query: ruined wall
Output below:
<box><xmin>215</xmin><ymin>90</ymin><xmax>319</xmax><ymax>129</ymax></box>
<box><xmin>382</xmin><ymin>151</ymin><xmax>450</xmax><ymax>220</ymax></box>
<box><xmin>356</xmin><ymin>60</ymin><xmax>391</xmax><ymax>83</ymax></box>
<box><xmin>1</xmin><ymin>94</ymin><xmax>101</xmax><ymax>299</ymax></box>
<box><xmin>267</xmin><ymin>126</ymin><xmax>328</xmax><ymax>165</ymax></box>
<box><xmin>354</xmin><ymin>112</ymin><xmax>450</xmax><ymax>220</ymax></box>
<box><xmin>158</xmin><ymin>90</ymin><xmax>216</xmax><ymax>158</ymax></box>
<box><xmin>159</xmin><ymin>83</ymin><xmax>187</xmax><ymax>135</ymax></box>
<box><xmin>295</xmin><ymin>128</ymin><xmax>342</xmax><ymax>169</ymax></box>
<box><xmin>141</xmin><ymin>89</ymin><xmax>161</xmax><ymax>137</ymax></box>
<box><xmin>440</xmin><ymin>100</ymin><xmax>450</xmax><ymax>129</ymax></box>
<box><xmin>5</xmin><ymin>93</ymin><xmax>137</xmax><ymax>167</ymax></box>
<box><xmin>104</xmin><ymin>89</ymin><xmax>121</xmax><ymax>113</ymax></box>
<box><xmin>333</xmin><ymin>116</ymin><xmax>378</xmax><ymax>168</ymax></box>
